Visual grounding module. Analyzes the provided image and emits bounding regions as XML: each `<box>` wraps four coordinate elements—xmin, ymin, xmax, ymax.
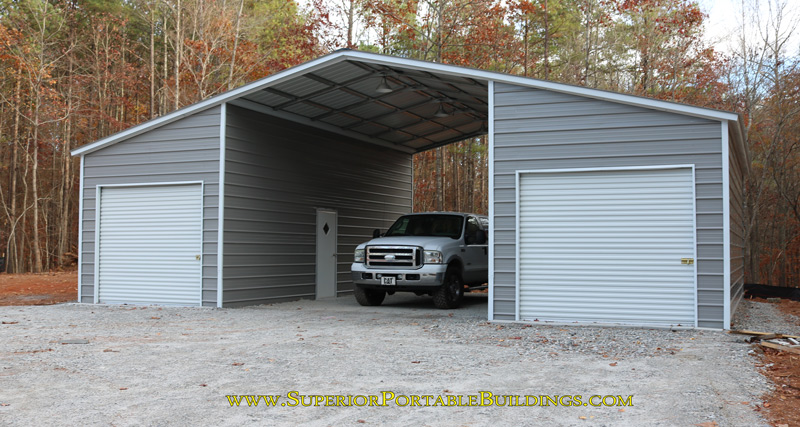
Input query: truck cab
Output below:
<box><xmin>350</xmin><ymin>212</ymin><xmax>488</xmax><ymax>309</ymax></box>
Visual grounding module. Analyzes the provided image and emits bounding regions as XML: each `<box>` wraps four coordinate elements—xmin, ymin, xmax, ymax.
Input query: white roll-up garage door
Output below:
<box><xmin>518</xmin><ymin>167</ymin><xmax>696</xmax><ymax>326</ymax></box>
<box><xmin>97</xmin><ymin>184</ymin><xmax>203</xmax><ymax>306</ymax></box>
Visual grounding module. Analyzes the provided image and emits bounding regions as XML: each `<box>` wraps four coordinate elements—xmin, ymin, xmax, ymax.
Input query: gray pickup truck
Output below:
<box><xmin>350</xmin><ymin>212</ymin><xmax>488</xmax><ymax>309</ymax></box>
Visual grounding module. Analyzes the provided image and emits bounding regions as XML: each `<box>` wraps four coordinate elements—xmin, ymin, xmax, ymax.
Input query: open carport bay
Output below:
<box><xmin>0</xmin><ymin>294</ymin><xmax>771</xmax><ymax>426</ymax></box>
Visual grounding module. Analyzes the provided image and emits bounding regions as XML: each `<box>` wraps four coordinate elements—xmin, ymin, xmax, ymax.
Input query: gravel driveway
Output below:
<box><xmin>0</xmin><ymin>294</ymin><xmax>782</xmax><ymax>426</ymax></box>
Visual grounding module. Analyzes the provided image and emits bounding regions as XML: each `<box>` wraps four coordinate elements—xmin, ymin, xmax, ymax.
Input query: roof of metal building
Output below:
<box><xmin>229</xmin><ymin>56</ymin><xmax>489</xmax><ymax>153</ymax></box>
<box><xmin>72</xmin><ymin>49</ymin><xmax>745</xmax><ymax>166</ymax></box>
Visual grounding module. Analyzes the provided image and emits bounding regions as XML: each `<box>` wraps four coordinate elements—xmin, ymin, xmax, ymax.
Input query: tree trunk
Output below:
<box><xmin>347</xmin><ymin>0</ymin><xmax>355</xmax><ymax>48</ymax></box>
<box><xmin>174</xmin><ymin>0</ymin><xmax>182</xmax><ymax>110</ymax></box>
<box><xmin>150</xmin><ymin>1</ymin><xmax>156</xmax><ymax>118</ymax></box>
<box><xmin>543</xmin><ymin>0</ymin><xmax>549</xmax><ymax>80</ymax></box>
<box><xmin>228</xmin><ymin>0</ymin><xmax>245</xmax><ymax>90</ymax></box>
<box><xmin>58</xmin><ymin>48</ymin><xmax>75</xmax><ymax>269</ymax></box>
<box><xmin>523</xmin><ymin>20</ymin><xmax>529</xmax><ymax>76</ymax></box>
<box><xmin>8</xmin><ymin>78</ymin><xmax>21</xmax><ymax>273</ymax></box>
<box><xmin>31</xmin><ymin>104</ymin><xmax>44</xmax><ymax>273</ymax></box>
<box><xmin>435</xmin><ymin>148</ymin><xmax>443</xmax><ymax>211</ymax></box>
<box><xmin>583</xmin><ymin>2</ymin><xmax>592</xmax><ymax>85</ymax></box>
<box><xmin>163</xmin><ymin>13</ymin><xmax>169</xmax><ymax>115</ymax></box>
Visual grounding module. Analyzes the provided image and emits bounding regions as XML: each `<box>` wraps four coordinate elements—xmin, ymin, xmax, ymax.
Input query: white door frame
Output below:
<box><xmin>315</xmin><ymin>208</ymin><xmax>338</xmax><ymax>299</ymax></box>
<box><xmin>94</xmin><ymin>181</ymin><xmax>204</xmax><ymax>306</ymax></box>
<box><xmin>514</xmin><ymin>164</ymin><xmax>698</xmax><ymax>327</ymax></box>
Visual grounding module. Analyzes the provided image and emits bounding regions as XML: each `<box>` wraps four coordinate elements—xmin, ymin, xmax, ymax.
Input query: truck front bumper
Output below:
<box><xmin>351</xmin><ymin>263</ymin><xmax>447</xmax><ymax>289</ymax></box>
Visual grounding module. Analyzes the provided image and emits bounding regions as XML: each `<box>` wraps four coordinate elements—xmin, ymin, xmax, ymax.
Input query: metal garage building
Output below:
<box><xmin>71</xmin><ymin>50</ymin><xmax>747</xmax><ymax>329</ymax></box>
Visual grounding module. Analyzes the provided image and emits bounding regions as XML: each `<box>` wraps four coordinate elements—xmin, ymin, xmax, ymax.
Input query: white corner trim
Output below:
<box><xmin>721</xmin><ymin>121</ymin><xmax>732</xmax><ymax>329</ymax></box>
<box><xmin>217</xmin><ymin>103</ymin><xmax>227</xmax><ymax>308</ymax></box>
<box><xmin>94</xmin><ymin>181</ymin><xmax>204</xmax><ymax>188</ymax></box>
<box><xmin>690</xmin><ymin>165</ymin><xmax>699</xmax><ymax>328</ymax></box>
<box><xmin>93</xmin><ymin>185</ymin><xmax>100</xmax><ymax>304</ymax></box>
<box><xmin>198</xmin><ymin>181</ymin><xmax>205</xmax><ymax>307</ymax></box>
<box><xmin>516</xmin><ymin>164</ymin><xmax>698</xmax><ymax>174</ymax></box>
<box><xmin>487</xmin><ymin>81</ymin><xmax>495</xmax><ymax>321</ymax></box>
<box><xmin>514</xmin><ymin>170</ymin><xmax>521</xmax><ymax>322</ymax></box>
<box><xmin>77</xmin><ymin>155</ymin><xmax>84</xmax><ymax>302</ymax></box>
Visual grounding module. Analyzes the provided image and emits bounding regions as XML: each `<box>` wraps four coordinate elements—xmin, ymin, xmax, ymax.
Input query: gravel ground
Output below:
<box><xmin>733</xmin><ymin>299</ymin><xmax>800</xmax><ymax>335</ymax></box>
<box><xmin>0</xmin><ymin>294</ymin><xmax>777</xmax><ymax>426</ymax></box>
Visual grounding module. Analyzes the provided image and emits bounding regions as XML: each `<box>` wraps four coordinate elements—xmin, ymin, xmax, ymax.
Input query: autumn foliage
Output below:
<box><xmin>0</xmin><ymin>0</ymin><xmax>798</xmax><ymax>287</ymax></box>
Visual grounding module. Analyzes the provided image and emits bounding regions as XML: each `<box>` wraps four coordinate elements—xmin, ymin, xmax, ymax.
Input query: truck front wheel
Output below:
<box><xmin>354</xmin><ymin>285</ymin><xmax>386</xmax><ymax>306</ymax></box>
<box><xmin>433</xmin><ymin>267</ymin><xmax>464</xmax><ymax>309</ymax></box>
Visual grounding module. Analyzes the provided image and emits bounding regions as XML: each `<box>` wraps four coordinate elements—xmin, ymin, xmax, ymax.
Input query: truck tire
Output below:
<box><xmin>433</xmin><ymin>267</ymin><xmax>464</xmax><ymax>309</ymax></box>
<box><xmin>354</xmin><ymin>285</ymin><xmax>386</xmax><ymax>306</ymax></box>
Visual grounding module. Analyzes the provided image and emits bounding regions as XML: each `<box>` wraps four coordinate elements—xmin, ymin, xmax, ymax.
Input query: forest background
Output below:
<box><xmin>0</xmin><ymin>0</ymin><xmax>798</xmax><ymax>287</ymax></box>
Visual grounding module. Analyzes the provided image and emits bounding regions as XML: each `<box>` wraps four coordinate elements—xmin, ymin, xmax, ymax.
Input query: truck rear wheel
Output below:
<box><xmin>354</xmin><ymin>285</ymin><xmax>386</xmax><ymax>306</ymax></box>
<box><xmin>433</xmin><ymin>267</ymin><xmax>463</xmax><ymax>309</ymax></box>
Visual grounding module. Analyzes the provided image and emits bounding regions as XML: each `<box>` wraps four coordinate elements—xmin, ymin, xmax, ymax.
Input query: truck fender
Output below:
<box><xmin>444</xmin><ymin>256</ymin><xmax>464</xmax><ymax>276</ymax></box>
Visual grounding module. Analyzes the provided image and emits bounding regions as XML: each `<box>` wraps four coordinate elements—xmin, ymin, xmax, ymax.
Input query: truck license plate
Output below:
<box><xmin>381</xmin><ymin>276</ymin><xmax>396</xmax><ymax>286</ymax></box>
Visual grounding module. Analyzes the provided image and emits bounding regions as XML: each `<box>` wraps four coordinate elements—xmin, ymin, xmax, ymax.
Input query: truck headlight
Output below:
<box><xmin>424</xmin><ymin>250</ymin><xmax>443</xmax><ymax>264</ymax></box>
<box><xmin>354</xmin><ymin>249</ymin><xmax>365</xmax><ymax>263</ymax></box>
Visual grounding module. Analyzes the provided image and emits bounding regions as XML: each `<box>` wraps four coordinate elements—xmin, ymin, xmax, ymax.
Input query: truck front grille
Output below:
<box><xmin>366</xmin><ymin>246</ymin><xmax>421</xmax><ymax>268</ymax></box>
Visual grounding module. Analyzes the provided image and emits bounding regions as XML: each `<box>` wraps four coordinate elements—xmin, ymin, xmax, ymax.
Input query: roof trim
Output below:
<box><xmin>72</xmin><ymin>49</ymin><xmax>742</xmax><ymax>156</ymax></box>
<box><xmin>339</xmin><ymin>50</ymin><xmax>740</xmax><ymax>122</ymax></box>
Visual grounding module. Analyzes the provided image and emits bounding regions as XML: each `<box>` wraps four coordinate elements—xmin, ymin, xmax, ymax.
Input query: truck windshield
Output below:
<box><xmin>384</xmin><ymin>215</ymin><xmax>464</xmax><ymax>239</ymax></box>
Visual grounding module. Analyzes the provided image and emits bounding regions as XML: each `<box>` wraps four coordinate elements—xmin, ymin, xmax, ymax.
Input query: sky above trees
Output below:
<box><xmin>698</xmin><ymin>0</ymin><xmax>800</xmax><ymax>54</ymax></box>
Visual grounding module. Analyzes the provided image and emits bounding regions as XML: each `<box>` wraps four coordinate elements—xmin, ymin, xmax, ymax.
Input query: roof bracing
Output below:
<box><xmin>232</xmin><ymin>59</ymin><xmax>488</xmax><ymax>152</ymax></box>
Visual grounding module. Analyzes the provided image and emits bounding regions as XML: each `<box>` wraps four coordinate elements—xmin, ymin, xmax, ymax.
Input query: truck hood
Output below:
<box><xmin>357</xmin><ymin>236</ymin><xmax>457</xmax><ymax>251</ymax></box>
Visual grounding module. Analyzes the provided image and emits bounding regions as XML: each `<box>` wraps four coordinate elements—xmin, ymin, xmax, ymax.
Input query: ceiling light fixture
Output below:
<box><xmin>433</xmin><ymin>102</ymin><xmax>450</xmax><ymax>118</ymax></box>
<box><xmin>375</xmin><ymin>76</ymin><xmax>393</xmax><ymax>94</ymax></box>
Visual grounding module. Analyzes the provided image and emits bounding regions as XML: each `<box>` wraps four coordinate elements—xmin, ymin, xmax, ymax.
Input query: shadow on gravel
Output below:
<box><xmin>372</xmin><ymin>292</ymin><xmax>488</xmax><ymax>317</ymax></box>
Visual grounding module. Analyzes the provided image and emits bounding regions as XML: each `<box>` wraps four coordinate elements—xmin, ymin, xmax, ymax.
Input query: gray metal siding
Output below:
<box><xmin>222</xmin><ymin>105</ymin><xmax>412</xmax><ymax>307</ymax></box>
<box><xmin>729</xmin><ymin>129</ymin><xmax>746</xmax><ymax>315</ymax></box>
<box><xmin>492</xmin><ymin>83</ymin><xmax>725</xmax><ymax>328</ymax></box>
<box><xmin>80</xmin><ymin>107</ymin><xmax>221</xmax><ymax>306</ymax></box>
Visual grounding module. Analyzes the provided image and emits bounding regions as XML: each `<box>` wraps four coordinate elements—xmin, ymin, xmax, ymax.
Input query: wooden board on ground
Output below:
<box><xmin>730</xmin><ymin>330</ymin><xmax>800</xmax><ymax>339</ymax></box>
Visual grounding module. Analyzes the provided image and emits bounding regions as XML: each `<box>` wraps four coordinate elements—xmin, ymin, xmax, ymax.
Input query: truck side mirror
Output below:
<box><xmin>372</xmin><ymin>229</ymin><xmax>381</xmax><ymax>238</ymax></box>
<box><xmin>475</xmin><ymin>230</ymin><xmax>487</xmax><ymax>245</ymax></box>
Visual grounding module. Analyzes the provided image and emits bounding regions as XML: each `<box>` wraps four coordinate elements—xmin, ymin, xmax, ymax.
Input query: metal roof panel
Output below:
<box><xmin>313</xmin><ymin>61</ymin><xmax>373</xmax><ymax>84</ymax></box>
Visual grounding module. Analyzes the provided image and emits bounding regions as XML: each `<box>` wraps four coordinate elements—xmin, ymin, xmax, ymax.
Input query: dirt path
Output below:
<box><xmin>0</xmin><ymin>272</ymin><xmax>77</xmax><ymax>306</ymax></box>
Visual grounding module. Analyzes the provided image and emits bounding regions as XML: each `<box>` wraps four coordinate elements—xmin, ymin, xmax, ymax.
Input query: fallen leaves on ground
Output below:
<box><xmin>0</xmin><ymin>272</ymin><xmax>77</xmax><ymax>306</ymax></box>
<box><xmin>754</xmin><ymin>297</ymin><xmax>800</xmax><ymax>426</ymax></box>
